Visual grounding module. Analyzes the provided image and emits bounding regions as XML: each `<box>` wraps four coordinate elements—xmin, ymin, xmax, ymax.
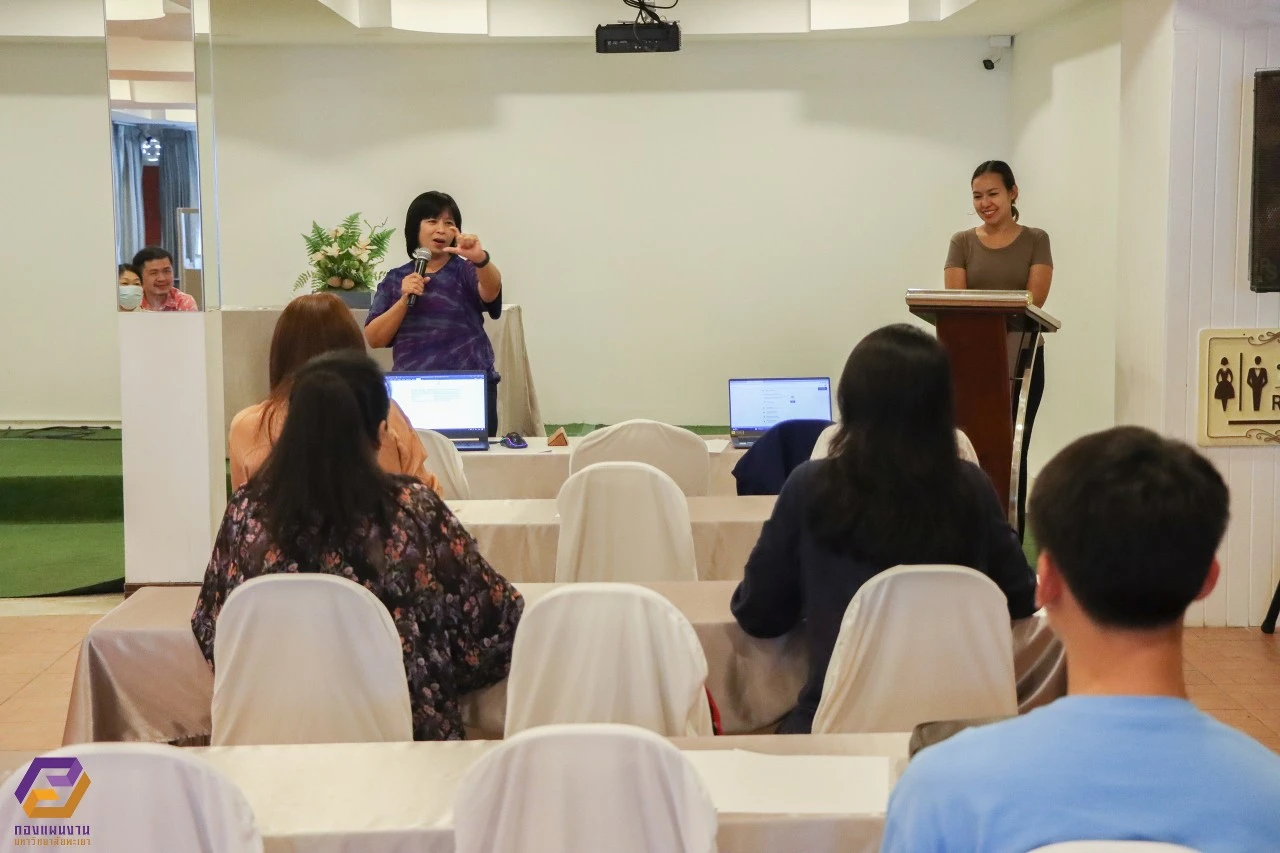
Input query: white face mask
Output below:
<box><xmin>118</xmin><ymin>284</ymin><xmax>143</xmax><ymax>311</ymax></box>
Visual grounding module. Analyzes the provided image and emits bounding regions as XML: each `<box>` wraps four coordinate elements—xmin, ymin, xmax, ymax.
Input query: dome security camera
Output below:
<box><xmin>983</xmin><ymin>58</ymin><xmax>997</xmax><ymax>70</ymax></box>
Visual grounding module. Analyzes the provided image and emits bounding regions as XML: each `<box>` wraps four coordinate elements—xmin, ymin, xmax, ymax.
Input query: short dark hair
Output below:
<box><xmin>131</xmin><ymin>246</ymin><xmax>173</xmax><ymax>271</ymax></box>
<box><xmin>117</xmin><ymin>263</ymin><xmax>138</xmax><ymax>278</ymax></box>
<box><xmin>404</xmin><ymin>191</ymin><xmax>462</xmax><ymax>258</ymax></box>
<box><xmin>1029</xmin><ymin>426</ymin><xmax>1229</xmax><ymax>629</ymax></box>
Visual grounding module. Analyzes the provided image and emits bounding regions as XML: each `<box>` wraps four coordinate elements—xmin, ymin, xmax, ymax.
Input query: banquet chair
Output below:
<box><xmin>555</xmin><ymin>461</ymin><xmax>697</xmax><ymax>583</ymax></box>
<box><xmin>731</xmin><ymin>418</ymin><xmax>833</xmax><ymax>495</ymax></box>
<box><xmin>1029</xmin><ymin>840</ymin><xmax>1198</xmax><ymax>845</ymax></box>
<box><xmin>454</xmin><ymin>724</ymin><xmax>717</xmax><ymax>853</ymax></box>
<box><xmin>569</xmin><ymin>419</ymin><xmax>711</xmax><ymax>496</ymax></box>
<box><xmin>504</xmin><ymin>584</ymin><xmax>714</xmax><ymax>737</ymax></box>
<box><xmin>415</xmin><ymin>428</ymin><xmax>472</xmax><ymax>500</ymax></box>
<box><xmin>812</xmin><ymin>565</ymin><xmax>1016</xmax><ymax>734</ymax></box>
<box><xmin>0</xmin><ymin>743</ymin><xmax>263</xmax><ymax>852</ymax></box>
<box><xmin>810</xmin><ymin>423</ymin><xmax>980</xmax><ymax>464</ymax></box>
<box><xmin>212</xmin><ymin>574</ymin><xmax>413</xmax><ymax>745</ymax></box>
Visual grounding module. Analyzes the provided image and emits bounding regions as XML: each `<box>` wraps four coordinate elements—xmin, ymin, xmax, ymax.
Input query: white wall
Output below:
<box><xmin>210</xmin><ymin>39</ymin><xmax>1011</xmax><ymax>425</ymax></box>
<box><xmin>0</xmin><ymin>42</ymin><xmax>120</xmax><ymax>425</ymax></box>
<box><xmin>1011</xmin><ymin>0</ymin><xmax>1122</xmax><ymax>472</ymax></box>
<box><xmin>1162</xmin><ymin>7</ymin><xmax>1280</xmax><ymax>627</ymax></box>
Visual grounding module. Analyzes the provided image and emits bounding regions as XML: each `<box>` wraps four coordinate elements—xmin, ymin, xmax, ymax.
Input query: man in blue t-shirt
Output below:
<box><xmin>882</xmin><ymin>426</ymin><xmax>1280</xmax><ymax>853</ymax></box>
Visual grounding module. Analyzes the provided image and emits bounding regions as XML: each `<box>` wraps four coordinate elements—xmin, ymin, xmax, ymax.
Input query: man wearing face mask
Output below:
<box><xmin>117</xmin><ymin>264</ymin><xmax>143</xmax><ymax>312</ymax></box>
<box><xmin>132</xmin><ymin>247</ymin><xmax>198</xmax><ymax>312</ymax></box>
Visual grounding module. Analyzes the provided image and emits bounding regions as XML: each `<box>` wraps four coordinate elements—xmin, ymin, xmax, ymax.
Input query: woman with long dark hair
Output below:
<box><xmin>945</xmin><ymin>160</ymin><xmax>1054</xmax><ymax>535</ymax></box>
<box><xmin>731</xmin><ymin>324</ymin><xmax>1036</xmax><ymax>734</ymax></box>
<box><xmin>193</xmin><ymin>350</ymin><xmax>522</xmax><ymax>740</ymax></box>
<box><xmin>227</xmin><ymin>292</ymin><xmax>439</xmax><ymax>494</ymax></box>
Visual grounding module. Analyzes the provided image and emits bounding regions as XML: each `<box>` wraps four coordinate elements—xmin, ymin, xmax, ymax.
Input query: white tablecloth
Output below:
<box><xmin>62</xmin><ymin>582</ymin><xmax>1062</xmax><ymax>747</ymax></box>
<box><xmin>462</xmin><ymin>437</ymin><xmax>744</xmax><ymax>499</ymax></box>
<box><xmin>448</xmin><ymin>495</ymin><xmax>773</xmax><ymax>582</ymax></box>
<box><xmin>220</xmin><ymin>304</ymin><xmax>543</xmax><ymax>438</ymax></box>
<box><xmin>190</xmin><ymin>736</ymin><xmax>905</xmax><ymax>853</ymax></box>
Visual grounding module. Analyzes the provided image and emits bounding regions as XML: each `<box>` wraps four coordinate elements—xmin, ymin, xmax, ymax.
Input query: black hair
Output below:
<box><xmin>131</xmin><ymin>246</ymin><xmax>173</xmax><ymax>271</ymax></box>
<box><xmin>117</xmin><ymin>263</ymin><xmax>139</xmax><ymax>278</ymax></box>
<box><xmin>972</xmin><ymin>160</ymin><xmax>1019</xmax><ymax>222</ymax></box>
<box><xmin>404</xmin><ymin>191</ymin><xmax>463</xmax><ymax>258</ymax></box>
<box><xmin>250</xmin><ymin>350</ymin><xmax>400</xmax><ymax>582</ymax></box>
<box><xmin>807</xmin><ymin>324</ymin><xmax>981</xmax><ymax>567</ymax></box>
<box><xmin>1029</xmin><ymin>426</ymin><xmax>1229</xmax><ymax>629</ymax></box>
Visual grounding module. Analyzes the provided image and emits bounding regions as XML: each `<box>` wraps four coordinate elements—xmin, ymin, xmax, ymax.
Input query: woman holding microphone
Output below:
<box><xmin>944</xmin><ymin>161</ymin><xmax>1053</xmax><ymax>537</ymax></box>
<box><xmin>365</xmin><ymin>191</ymin><xmax>504</xmax><ymax>435</ymax></box>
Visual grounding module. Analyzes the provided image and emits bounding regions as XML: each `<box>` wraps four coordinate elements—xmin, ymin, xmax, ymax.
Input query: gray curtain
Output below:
<box><xmin>111</xmin><ymin>123</ymin><xmax>145</xmax><ymax>265</ymax></box>
<box><xmin>155</xmin><ymin>127</ymin><xmax>199</xmax><ymax>280</ymax></box>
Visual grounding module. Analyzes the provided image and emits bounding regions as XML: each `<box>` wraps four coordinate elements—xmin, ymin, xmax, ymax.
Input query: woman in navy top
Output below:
<box><xmin>366</xmin><ymin>191</ymin><xmax>504</xmax><ymax>434</ymax></box>
<box><xmin>731</xmin><ymin>324</ymin><xmax>1037</xmax><ymax>734</ymax></box>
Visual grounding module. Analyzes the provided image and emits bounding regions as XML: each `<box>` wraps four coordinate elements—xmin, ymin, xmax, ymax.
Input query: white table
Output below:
<box><xmin>62</xmin><ymin>582</ymin><xmax>1063</xmax><ymax>747</ymax></box>
<box><xmin>461</xmin><ymin>436</ymin><xmax>744</xmax><ymax>499</ymax></box>
<box><xmin>2</xmin><ymin>735</ymin><xmax>911</xmax><ymax>853</ymax></box>
<box><xmin>448</xmin><ymin>495</ymin><xmax>773</xmax><ymax>582</ymax></box>
<box><xmin>198</xmin><ymin>737</ymin><xmax>900</xmax><ymax>853</ymax></box>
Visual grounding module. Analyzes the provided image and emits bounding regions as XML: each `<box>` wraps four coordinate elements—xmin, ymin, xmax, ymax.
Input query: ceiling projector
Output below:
<box><xmin>596</xmin><ymin>20</ymin><xmax>682</xmax><ymax>53</ymax></box>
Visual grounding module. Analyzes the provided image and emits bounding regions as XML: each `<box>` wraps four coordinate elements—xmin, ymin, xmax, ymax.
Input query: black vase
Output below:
<box><xmin>332</xmin><ymin>289</ymin><xmax>372</xmax><ymax>309</ymax></box>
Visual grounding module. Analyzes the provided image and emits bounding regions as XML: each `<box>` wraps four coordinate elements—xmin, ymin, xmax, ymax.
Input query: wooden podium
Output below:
<box><xmin>907</xmin><ymin>290</ymin><xmax>1061</xmax><ymax>524</ymax></box>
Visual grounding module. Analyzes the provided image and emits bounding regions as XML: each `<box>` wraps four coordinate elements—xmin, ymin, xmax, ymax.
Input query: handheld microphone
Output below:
<box><xmin>409</xmin><ymin>248</ymin><xmax>431</xmax><ymax>308</ymax></box>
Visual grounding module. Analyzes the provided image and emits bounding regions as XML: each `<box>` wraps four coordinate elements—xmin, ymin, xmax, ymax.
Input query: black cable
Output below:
<box><xmin>623</xmin><ymin>0</ymin><xmax>677</xmax><ymax>52</ymax></box>
<box><xmin>0</xmin><ymin>426</ymin><xmax>120</xmax><ymax>441</ymax></box>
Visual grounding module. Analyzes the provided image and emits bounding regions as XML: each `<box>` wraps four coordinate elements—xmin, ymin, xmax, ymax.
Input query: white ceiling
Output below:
<box><xmin>207</xmin><ymin>0</ymin><xmax>1093</xmax><ymax>42</ymax></box>
<box><xmin>0</xmin><ymin>0</ymin><xmax>1096</xmax><ymax>43</ymax></box>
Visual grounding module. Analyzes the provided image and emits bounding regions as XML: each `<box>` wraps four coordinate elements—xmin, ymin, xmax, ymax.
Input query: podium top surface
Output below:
<box><xmin>905</xmin><ymin>289</ymin><xmax>1061</xmax><ymax>333</ymax></box>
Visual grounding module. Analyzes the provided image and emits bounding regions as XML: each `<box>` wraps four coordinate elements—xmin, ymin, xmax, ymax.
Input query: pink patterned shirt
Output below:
<box><xmin>140</xmin><ymin>288</ymin><xmax>198</xmax><ymax>312</ymax></box>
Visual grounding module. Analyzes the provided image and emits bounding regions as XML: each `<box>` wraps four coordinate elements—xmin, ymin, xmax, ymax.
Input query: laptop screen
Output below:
<box><xmin>386</xmin><ymin>371</ymin><xmax>487</xmax><ymax>437</ymax></box>
<box><xmin>729</xmin><ymin>377</ymin><xmax>832</xmax><ymax>434</ymax></box>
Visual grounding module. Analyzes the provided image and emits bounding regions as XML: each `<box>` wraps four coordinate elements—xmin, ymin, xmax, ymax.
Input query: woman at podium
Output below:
<box><xmin>944</xmin><ymin>161</ymin><xmax>1053</xmax><ymax>535</ymax></box>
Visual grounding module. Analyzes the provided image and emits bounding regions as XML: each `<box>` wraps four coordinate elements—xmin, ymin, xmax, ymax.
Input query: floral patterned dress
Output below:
<box><xmin>191</xmin><ymin>479</ymin><xmax>522</xmax><ymax>740</ymax></box>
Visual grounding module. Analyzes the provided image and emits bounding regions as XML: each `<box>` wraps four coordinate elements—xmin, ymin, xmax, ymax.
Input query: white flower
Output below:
<box><xmin>323</xmin><ymin>243</ymin><xmax>342</xmax><ymax>257</ymax></box>
<box><xmin>311</xmin><ymin>251</ymin><xmax>326</xmax><ymax>262</ymax></box>
<box><xmin>330</xmin><ymin>227</ymin><xmax>343</xmax><ymax>240</ymax></box>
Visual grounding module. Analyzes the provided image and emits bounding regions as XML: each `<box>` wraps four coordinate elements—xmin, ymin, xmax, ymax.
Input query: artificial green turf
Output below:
<box><xmin>0</xmin><ymin>522</ymin><xmax>124</xmax><ymax>598</ymax></box>
<box><xmin>0</xmin><ymin>429</ymin><xmax>122</xmax><ymax>477</ymax></box>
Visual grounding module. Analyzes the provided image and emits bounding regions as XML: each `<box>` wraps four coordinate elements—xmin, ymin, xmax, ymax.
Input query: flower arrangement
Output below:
<box><xmin>293</xmin><ymin>213</ymin><xmax>396</xmax><ymax>293</ymax></box>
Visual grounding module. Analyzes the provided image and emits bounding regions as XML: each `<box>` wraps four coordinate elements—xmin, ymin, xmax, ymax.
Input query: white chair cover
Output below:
<box><xmin>811</xmin><ymin>423</ymin><xmax>979</xmax><ymax>464</ymax></box>
<box><xmin>570</xmin><ymin>419</ymin><xmax>711</xmax><ymax>496</ymax></box>
<box><xmin>812</xmin><ymin>565</ymin><xmax>1016</xmax><ymax>734</ymax></box>
<box><xmin>212</xmin><ymin>574</ymin><xmax>413</xmax><ymax>745</ymax></box>
<box><xmin>0</xmin><ymin>743</ymin><xmax>262</xmax><ymax>852</ymax></box>
<box><xmin>555</xmin><ymin>461</ymin><xmax>697</xmax><ymax>583</ymax></box>
<box><xmin>1029</xmin><ymin>840</ymin><xmax>1198</xmax><ymax>845</ymax></box>
<box><xmin>504</xmin><ymin>584</ymin><xmax>714</xmax><ymax>736</ymax></box>
<box><xmin>415</xmin><ymin>428</ymin><xmax>471</xmax><ymax>500</ymax></box>
<box><xmin>454</xmin><ymin>724</ymin><xmax>718</xmax><ymax>853</ymax></box>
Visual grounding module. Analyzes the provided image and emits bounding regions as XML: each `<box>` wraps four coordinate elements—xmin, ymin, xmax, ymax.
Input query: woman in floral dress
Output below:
<box><xmin>192</xmin><ymin>350</ymin><xmax>521</xmax><ymax>740</ymax></box>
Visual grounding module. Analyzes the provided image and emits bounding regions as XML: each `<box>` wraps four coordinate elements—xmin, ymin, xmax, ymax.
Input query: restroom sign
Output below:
<box><xmin>1199</xmin><ymin>328</ymin><xmax>1280</xmax><ymax>446</ymax></box>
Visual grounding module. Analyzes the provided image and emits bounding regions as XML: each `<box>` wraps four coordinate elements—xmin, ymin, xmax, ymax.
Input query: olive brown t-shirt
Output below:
<box><xmin>945</xmin><ymin>227</ymin><xmax>1053</xmax><ymax>290</ymax></box>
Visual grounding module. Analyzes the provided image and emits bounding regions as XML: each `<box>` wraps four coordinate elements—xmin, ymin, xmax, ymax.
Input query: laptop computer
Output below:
<box><xmin>386</xmin><ymin>370</ymin><xmax>490</xmax><ymax>452</ymax></box>
<box><xmin>729</xmin><ymin>377</ymin><xmax>832</xmax><ymax>449</ymax></box>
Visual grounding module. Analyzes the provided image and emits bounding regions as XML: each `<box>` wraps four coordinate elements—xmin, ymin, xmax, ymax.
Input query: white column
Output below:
<box><xmin>119</xmin><ymin>311</ymin><xmax>225</xmax><ymax>586</ymax></box>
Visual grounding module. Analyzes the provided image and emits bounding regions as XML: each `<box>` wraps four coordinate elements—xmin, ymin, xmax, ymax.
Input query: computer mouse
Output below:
<box><xmin>501</xmin><ymin>432</ymin><xmax>527</xmax><ymax>449</ymax></box>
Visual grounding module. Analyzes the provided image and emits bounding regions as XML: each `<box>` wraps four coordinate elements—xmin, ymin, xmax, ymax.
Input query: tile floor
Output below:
<box><xmin>0</xmin><ymin>596</ymin><xmax>1278</xmax><ymax>754</ymax></box>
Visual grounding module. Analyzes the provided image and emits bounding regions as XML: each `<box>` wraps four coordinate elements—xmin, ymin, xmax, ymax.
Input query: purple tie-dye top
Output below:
<box><xmin>366</xmin><ymin>256</ymin><xmax>502</xmax><ymax>378</ymax></box>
